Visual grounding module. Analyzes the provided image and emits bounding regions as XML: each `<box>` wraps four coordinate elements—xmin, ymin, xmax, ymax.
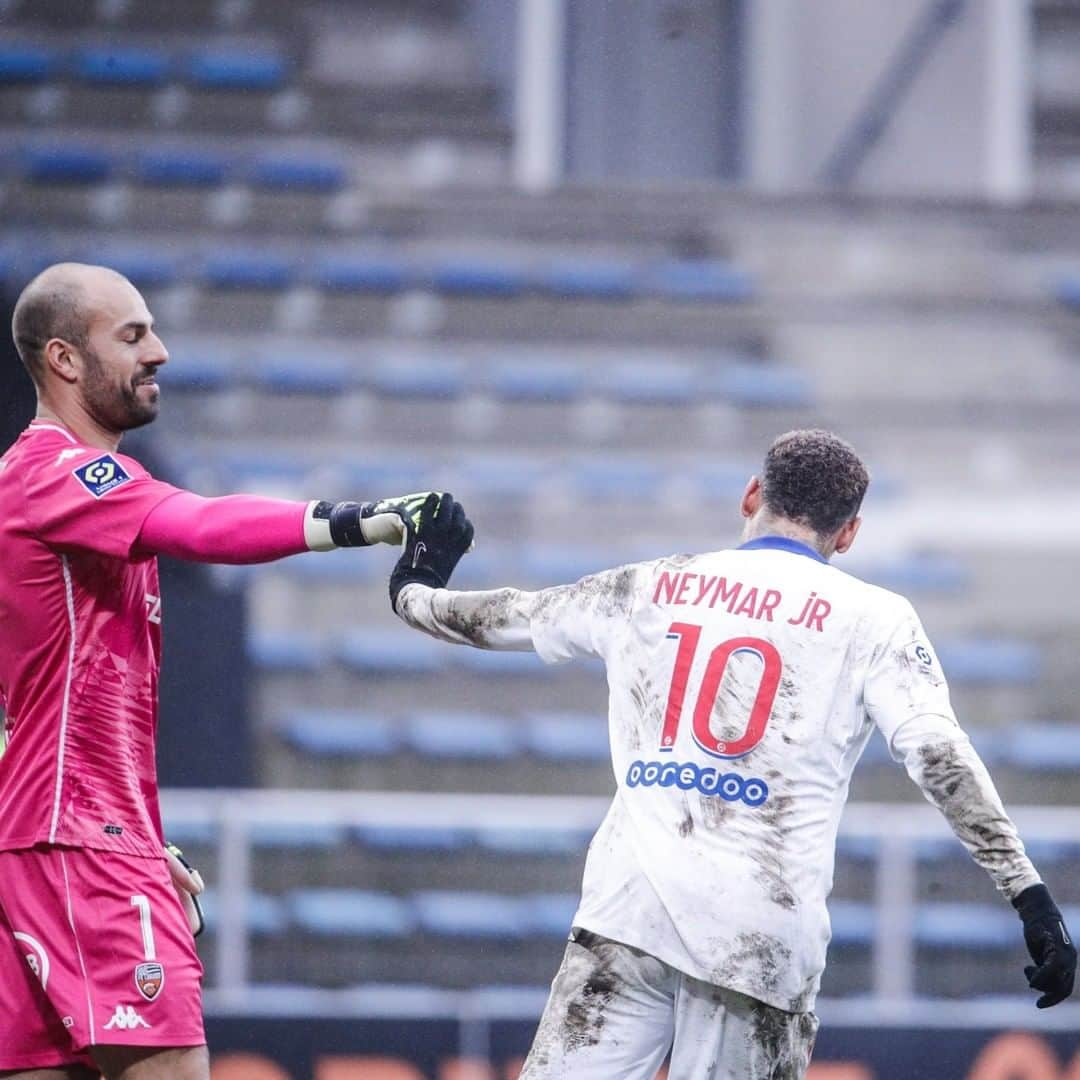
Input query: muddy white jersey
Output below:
<box><xmin>396</xmin><ymin>535</ymin><xmax>1039</xmax><ymax>1013</ymax></box>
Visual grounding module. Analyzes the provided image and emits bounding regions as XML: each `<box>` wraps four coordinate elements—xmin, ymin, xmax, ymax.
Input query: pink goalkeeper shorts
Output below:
<box><xmin>0</xmin><ymin>845</ymin><xmax>205</xmax><ymax>1069</ymax></box>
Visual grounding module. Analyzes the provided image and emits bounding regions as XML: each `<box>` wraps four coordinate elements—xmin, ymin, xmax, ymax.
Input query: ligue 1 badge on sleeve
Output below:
<box><xmin>134</xmin><ymin>961</ymin><xmax>165</xmax><ymax>1001</ymax></box>
<box><xmin>73</xmin><ymin>453</ymin><xmax>133</xmax><ymax>498</ymax></box>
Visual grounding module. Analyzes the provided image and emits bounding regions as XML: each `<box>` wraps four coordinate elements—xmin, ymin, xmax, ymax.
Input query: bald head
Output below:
<box><xmin>12</xmin><ymin>263</ymin><xmax>131</xmax><ymax>383</ymax></box>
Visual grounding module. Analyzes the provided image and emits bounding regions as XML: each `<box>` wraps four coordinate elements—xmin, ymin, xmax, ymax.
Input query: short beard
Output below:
<box><xmin>82</xmin><ymin>344</ymin><xmax>159</xmax><ymax>432</ymax></box>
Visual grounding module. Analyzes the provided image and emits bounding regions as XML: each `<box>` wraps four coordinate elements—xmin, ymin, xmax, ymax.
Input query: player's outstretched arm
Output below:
<box><xmin>892</xmin><ymin>718</ymin><xmax>1076</xmax><ymax>1007</ymax></box>
<box><xmin>136</xmin><ymin>489</ymin><xmax>435</xmax><ymax>564</ymax></box>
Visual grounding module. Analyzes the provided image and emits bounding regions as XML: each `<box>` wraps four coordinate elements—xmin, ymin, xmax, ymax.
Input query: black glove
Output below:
<box><xmin>389</xmin><ymin>492</ymin><xmax>474</xmax><ymax>611</ymax></box>
<box><xmin>1013</xmin><ymin>883</ymin><xmax>1076</xmax><ymax>1008</ymax></box>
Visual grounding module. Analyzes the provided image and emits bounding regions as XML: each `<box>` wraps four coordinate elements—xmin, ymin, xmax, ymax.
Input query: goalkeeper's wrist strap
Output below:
<box><xmin>304</xmin><ymin>500</ymin><xmax>373</xmax><ymax>551</ymax></box>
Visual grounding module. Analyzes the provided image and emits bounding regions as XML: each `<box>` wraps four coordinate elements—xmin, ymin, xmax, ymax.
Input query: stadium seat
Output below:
<box><xmin>72</xmin><ymin>45</ymin><xmax>171</xmax><ymax>86</ymax></box>
<box><xmin>1001</xmin><ymin>723</ymin><xmax>1080</xmax><ymax>770</ymax></box>
<box><xmin>522</xmin><ymin>712</ymin><xmax>609</xmax><ymax>763</ymax></box>
<box><xmin>573</xmin><ymin>457</ymin><xmax>665</xmax><ymax>500</ymax></box>
<box><xmin>202</xmin><ymin>252</ymin><xmax>298</xmax><ymax>290</ymax></box>
<box><xmin>1055</xmin><ymin>275</ymin><xmax>1080</xmax><ymax>310</ymax></box>
<box><xmin>357</xmin><ymin>826</ymin><xmax>473</xmax><ymax>851</ymax></box>
<box><xmin>454</xmin><ymin>455</ymin><xmax>553</xmax><ymax>499</ymax></box>
<box><xmin>276</xmin><ymin>549</ymin><xmax>382</xmax><ymax>585</ymax></box>
<box><xmin>246</xmin><ymin>628</ymin><xmax>324</xmax><ymax>673</ymax></box>
<box><xmin>594</xmin><ymin>361</ymin><xmax>699</xmax><ymax>405</ymax></box>
<box><xmin>253</xmin><ymin>351</ymin><xmax>351</xmax><ymax>394</ymax></box>
<box><xmin>452</xmin><ymin>648</ymin><xmax>547</xmax><ymax>676</ymax></box>
<box><xmin>486</xmin><ymin>359</ymin><xmax>587</xmax><ymax>403</ymax></box>
<box><xmin>137</xmin><ymin>149</ymin><xmax>230</xmax><ymax>187</ymax></box>
<box><xmin>404</xmin><ymin>712</ymin><xmax>518</xmax><ymax>760</ymax></box>
<box><xmin>0</xmin><ymin>44</ymin><xmax>60</xmax><ymax>83</ymax></box>
<box><xmin>21</xmin><ymin>144</ymin><xmax>113</xmax><ymax>184</ymax></box>
<box><xmin>250</xmin><ymin>823</ymin><xmax>346</xmax><ymax>848</ymax></box>
<box><xmin>215</xmin><ymin>448</ymin><xmax>314</xmax><ymax>490</ymax></box>
<box><xmin>288</xmin><ymin>889</ymin><xmax>414</xmax><ymax>938</ymax></box>
<box><xmin>411</xmin><ymin>890</ymin><xmax>527</xmax><ymax>938</ymax></box>
<box><xmin>476</xmin><ymin>827</ymin><xmax>590</xmax><ymax>856</ymax></box>
<box><xmin>693</xmin><ymin>461</ymin><xmax>756</xmax><ymax>501</ymax></box>
<box><xmin>366</xmin><ymin>357</ymin><xmax>467</xmax><ymax>400</ymax></box>
<box><xmin>315</xmin><ymin>255</ymin><xmax>412</xmax><ymax>294</ymax></box>
<box><xmin>248</xmin><ymin>156</ymin><xmax>347</xmax><ymax>193</ymax></box>
<box><xmin>859</xmin><ymin>553</ymin><xmax>971</xmax><ymax>595</ymax></box>
<box><xmin>828</xmin><ymin>900</ymin><xmax>877</xmax><ymax>946</ymax></box>
<box><xmin>338</xmin><ymin>631</ymin><xmax>447</xmax><ymax>675</ymax></box>
<box><xmin>93</xmin><ymin>250</ymin><xmax>180</xmax><ymax>290</ymax></box>
<box><xmin>914</xmin><ymin>904</ymin><xmax>1014</xmax><ymax>948</ymax></box>
<box><xmin>935</xmin><ymin>638</ymin><xmax>1041</xmax><ymax>685</ymax></box>
<box><xmin>648</xmin><ymin>259</ymin><xmax>756</xmax><ymax>302</ymax></box>
<box><xmin>535</xmin><ymin>260</ymin><xmax>637</xmax><ymax>299</ymax></box>
<box><xmin>426</xmin><ymin>258</ymin><xmax>529</xmax><ymax>298</ymax></box>
<box><xmin>200</xmin><ymin>889</ymin><xmax>286</xmax><ymax>935</ymax></box>
<box><xmin>278</xmin><ymin>709</ymin><xmax>401</xmax><ymax>757</ymax></box>
<box><xmin>707</xmin><ymin>363</ymin><xmax>814</xmax><ymax>409</ymax></box>
<box><xmin>519</xmin><ymin>544</ymin><xmax>618</xmax><ymax>586</ymax></box>
<box><xmin>186</xmin><ymin>48</ymin><xmax>288</xmax><ymax>91</ymax></box>
<box><xmin>521</xmin><ymin>892</ymin><xmax>580</xmax><ymax>936</ymax></box>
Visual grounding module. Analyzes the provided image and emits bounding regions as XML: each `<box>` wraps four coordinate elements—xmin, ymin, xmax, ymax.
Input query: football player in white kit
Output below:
<box><xmin>388</xmin><ymin>431</ymin><xmax>1076</xmax><ymax>1080</ymax></box>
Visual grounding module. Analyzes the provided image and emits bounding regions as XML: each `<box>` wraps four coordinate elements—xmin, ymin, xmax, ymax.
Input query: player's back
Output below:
<box><xmin>0</xmin><ymin>422</ymin><xmax>172</xmax><ymax>856</ymax></box>
<box><xmin>575</xmin><ymin>535</ymin><xmax>942</xmax><ymax>1012</ymax></box>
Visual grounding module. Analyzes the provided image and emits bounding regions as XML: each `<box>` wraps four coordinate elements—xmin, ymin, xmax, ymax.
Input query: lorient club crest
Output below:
<box><xmin>134</xmin><ymin>961</ymin><xmax>165</xmax><ymax>1001</ymax></box>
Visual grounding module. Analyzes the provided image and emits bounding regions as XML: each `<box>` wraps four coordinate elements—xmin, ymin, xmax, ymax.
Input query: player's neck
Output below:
<box><xmin>742</xmin><ymin>515</ymin><xmax>831</xmax><ymax>559</ymax></box>
<box><xmin>35</xmin><ymin>401</ymin><xmax>121</xmax><ymax>452</ymax></box>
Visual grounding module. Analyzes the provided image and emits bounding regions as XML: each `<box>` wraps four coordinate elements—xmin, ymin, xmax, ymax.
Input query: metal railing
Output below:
<box><xmin>161</xmin><ymin>789</ymin><xmax>1080</xmax><ymax>1030</ymax></box>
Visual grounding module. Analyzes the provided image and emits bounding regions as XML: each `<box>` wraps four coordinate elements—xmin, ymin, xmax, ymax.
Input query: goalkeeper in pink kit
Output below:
<box><xmin>0</xmin><ymin>263</ymin><xmax>431</xmax><ymax>1079</ymax></box>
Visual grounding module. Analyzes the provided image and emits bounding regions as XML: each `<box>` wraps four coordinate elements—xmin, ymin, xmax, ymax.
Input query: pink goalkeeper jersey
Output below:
<box><xmin>0</xmin><ymin>421</ymin><xmax>182</xmax><ymax>856</ymax></box>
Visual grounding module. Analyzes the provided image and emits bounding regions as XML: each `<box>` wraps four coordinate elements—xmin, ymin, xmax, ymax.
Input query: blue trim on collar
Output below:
<box><xmin>737</xmin><ymin>535</ymin><xmax>828</xmax><ymax>564</ymax></box>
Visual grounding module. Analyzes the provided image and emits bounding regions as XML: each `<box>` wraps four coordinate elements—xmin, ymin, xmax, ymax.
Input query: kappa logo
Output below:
<box><xmin>55</xmin><ymin>448</ymin><xmax>87</xmax><ymax>467</ymax></box>
<box><xmin>134</xmin><ymin>961</ymin><xmax>165</xmax><ymax>1001</ymax></box>
<box><xmin>103</xmin><ymin>1004</ymin><xmax>150</xmax><ymax>1030</ymax></box>
<box><xmin>73</xmin><ymin>454</ymin><xmax>132</xmax><ymax>499</ymax></box>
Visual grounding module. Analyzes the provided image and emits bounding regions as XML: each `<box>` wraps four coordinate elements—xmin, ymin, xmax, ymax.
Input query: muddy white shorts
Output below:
<box><xmin>520</xmin><ymin>929</ymin><xmax>818</xmax><ymax>1080</ymax></box>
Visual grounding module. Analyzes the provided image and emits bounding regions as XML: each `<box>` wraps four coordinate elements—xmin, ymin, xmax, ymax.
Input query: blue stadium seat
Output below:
<box><xmin>315</xmin><ymin>255</ymin><xmax>411</xmax><ymax>294</ymax></box>
<box><xmin>523</xmin><ymin>712</ymin><xmax>609</xmax><ymax>763</ymax></box>
<box><xmin>202</xmin><ymin>253</ymin><xmax>297</xmax><ymax>290</ymax></box>
<box><xmin>834</xmin><ymin>835</ymin><xmax>880</xmax><ymax>861</ymax></box>
<box><xmin>289</xmin><ymin>889</ymin><xmax>414</xmax><ymax>938</ymax></box>
<box><xmin>253</xmin><ymin>351</ymin><xmax>351</xmax><ymax>394</ymax></box>
<box><xmin>200</xmin><ymin>889</ymin><xmax>286</xmax><ymax>935</ymax></box>
<box><xmin>487</xmin><ymin>359</ymin><xmax>586</xmax><ymax>403</ymax></box>
<box><xmin>342</xmin><ymin>456</ymin><xmax>437</xmax><ymax>496</ymax></box>
<box><xmin>0</xmin><ymin>44</ymin><xmax>60</xmax><ymax>83</ymax></box>
<box><xmin>693</xmin><ymin>461</ymin><xmax>755</xmax><ymax>501</ymax></box>
<box><xmin>186</xmin><ymin>48</ymin><xmax>288</xmax><ymax>91</ymax></box>
<box><xmin>1055</xmin><ymin>275</ymin><xmax>1080</xmax><ymax>310</ymax></box>
<box><xmin>914</xmin><ymin>904</ymin><xmax>1014</xmax><ymax>948</ymax></box>
<box><xmin>595</xmin><ymin>361</ymin><xmax>699</xmax><ymax>405</ymax></box>
<box><xmin>279</xmin><ymin>709</ymin><xmax>401</xmax><ymax>757</ymax></box>
<box><xmin>521</xmin><ymin>893</ymin><xmax>580</xmax><ymax>937</ymax></box>
<box><xmin>520</xmin><ymin>544</ymin><xmax>617</xmax><ymax>585</ymax></box>
<box><xmin>573</xmin><ymin>458</ymin><xmax>665</xmax><ymax>500</ymax></box>
<box><xmin>404</xmin><ymin>712</ymin><xmax>518</xmax><ymax>760</ymax></box>
<box><xmin>357</xmin><ymin>826</ymin><xmax>473</xmax><ymax>851</ymax></box>
<box><xmin>250</xmin><ymin>823</ymin><xmax>346</xmax><ymax>848</ymax></box>
<box><xmin>96</xmin><ymin>250</ymin><xmax>180</xmax><ymax>289</ymax></box>
<box><xmin>829</xmin><ymin>901</ymin><xmax>876</xmax><ymax>946</ymax></box>
<box><xmin>1001</xmin><ymin>723</ymin><xmax>1080</xmax><ymax>770</ymax></box>
<box><xmin>160</xmin><ymin>820</ymin><xmax>218</xmax><ymax>846</ymax></box>
<box><xmin>276</xmin><ymin>549</ymin><xmax>381</xmax><ymax>585</ymax></box>
<box><xmin>72</xmin><ymin>45</ymin><xmax>171</xmax><ymax>86</ymax></box>
<box><xmin>707</xmin><ymin>363</ymin><xmax>814</xmax><ymax>409</ymax></box>
<box><xmin>477</xmin><ymin>827</ymin><xmax>589</xmax><ymax>856</ymax></box>
<box><xmin>22</xmin><ymin>144</ymin><xmax>112</xmax><ymax>183</ymax></box>
<box><xmin>648</xmin><ymin>259</ymin><xmax>755</xmax><ymax>302</ymax></box>
<box><xmin>426</xmin><ymin>259</ymin><xmax>529</xmax><ymax>298</ymax></box>
<box><xmin>215</xmin><ymin>448</ymin><xmax>314</xmax><ymax>490</ymax></box>
<box><xmin>248</xmin><ymin>156</ymin><xmax>346</xmax><ymax>193</ymax></box>
<box><xmin>246</xmin><ymin>629</ymin><xmax>323</xmax><ymax>673</ymax></box>
<box><xmin>935</xmin><ymin>639</ymin><xmax>1041</xmax><ymax>685</ymax></box>
<box><xmin>138</xmin><ymin>149</ymin><xmax>230</xmax><ymax>188</ymax></box>
<box><xmin>412</xmin><ymin>891</ymin><xmax>528</xmax><ymax>939</ymax></box>
<box><xmin>366</xmin><ymin>358</ymin><xmax>467</xmax><ymax>400</ymax></box>
<box><xmin>536</xmin><ymin>260</ymin><xmax>638</xmax><ymax>300</ymax></box>
<box><xmin>338</xmin><ymin>631</ymin><xmax>447</xmax><ymax>675</ymax></box>
<box><xmin>861</xmin><ymin>554</ymin><xmax>971</xmax><ymax>594</ymax></box>
<box><xmin>455</xmin><ymin>456</ymin><xmax>552</xmax><ymax>499</ymax></box>
<box><xmin>452</xmin><ymin>648</ymin><xmax>547</xmax><ymax>676</ymax></box>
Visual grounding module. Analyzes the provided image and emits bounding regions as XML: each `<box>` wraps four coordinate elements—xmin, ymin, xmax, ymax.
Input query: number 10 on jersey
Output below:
<box><xmin>660</xmin><ymin>623</ymin><xmax>782</xmax><ymax>759</ymax></box>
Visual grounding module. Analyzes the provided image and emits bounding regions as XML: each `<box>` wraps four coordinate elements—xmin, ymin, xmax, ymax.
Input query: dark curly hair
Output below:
<box><xmin>761</xmin><ymin>429</ymin><xmax>869</xmax><ymax>537</ymax></box>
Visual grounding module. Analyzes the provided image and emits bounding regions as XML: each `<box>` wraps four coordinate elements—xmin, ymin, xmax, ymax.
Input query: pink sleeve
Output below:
<box><xmin>136</xmin><ymin>490</ymin><xmax>308</xmax><ymax>564</ymax></box>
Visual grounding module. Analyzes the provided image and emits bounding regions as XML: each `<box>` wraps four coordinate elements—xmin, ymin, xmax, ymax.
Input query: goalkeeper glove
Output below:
<box><xmin>389</xmin><ymin>492</ymin><xmax>474</xmax><ymax>611</ymax></box>
<box><xmin>1013</xmin><ymin>883</ymin><xmax>1076</xmax><ymax>1008</ymax></box>
<box><xmin>165</xmin><ymin>841</ymin><xmax>206</xmax><ymax>939</ymax></box>
<box><xmin>304</xmin><ymin>492</ymin><xmax>436</xmax><ymax>549</ymax></box>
